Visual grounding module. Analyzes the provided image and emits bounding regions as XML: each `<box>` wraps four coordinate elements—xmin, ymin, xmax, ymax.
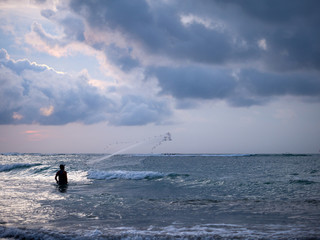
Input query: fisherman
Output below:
<box><xmin>55</xmin><ymin>164</ymin><xmax>68</xmax><ymax>185</ymax></box>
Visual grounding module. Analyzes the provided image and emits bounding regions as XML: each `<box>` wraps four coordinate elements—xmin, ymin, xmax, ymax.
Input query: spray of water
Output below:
<box><xmin>89</xmin><ymin>132</ymin><xmax>172</xmax><ymax>165</ymax></box>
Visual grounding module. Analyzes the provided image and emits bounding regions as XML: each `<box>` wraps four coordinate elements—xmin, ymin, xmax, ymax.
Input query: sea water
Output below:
<box><xmin>0</xmin><ymin>153</ymin><xmax>319</xmax><ymax>239</ymax></box>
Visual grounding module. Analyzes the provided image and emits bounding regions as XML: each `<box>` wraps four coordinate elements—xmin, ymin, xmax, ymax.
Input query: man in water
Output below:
<box><xmin>55</xmin><ymin>164</ymin><xmax>68</xmax><ymax>185</ymax></box>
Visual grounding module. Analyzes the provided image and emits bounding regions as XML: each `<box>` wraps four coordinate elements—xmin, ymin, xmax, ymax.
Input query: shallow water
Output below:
<box><xmin>0</xmin><ymin>153</ymin><xmax>319</xmax><ymax>239</ymax></box>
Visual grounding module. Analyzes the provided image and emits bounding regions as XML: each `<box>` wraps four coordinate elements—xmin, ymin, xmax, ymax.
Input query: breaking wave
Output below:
<box><xmin>87</xmin><ymin>170</ymin><xmax>185</xmax><ymax>180</ymax></box>
<box><xmin>0</xmin><ymin>163</ymin><xmax>41</xmax><ymax>172</ymax></box>
<box><xmin>1</xmin><ymin>224</ymin><xmax>318</xmax><ymax>240</ymax></box>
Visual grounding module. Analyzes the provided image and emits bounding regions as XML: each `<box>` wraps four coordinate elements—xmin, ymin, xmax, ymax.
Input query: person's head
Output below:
<box><xmin>60</xmin><ymin>164</ymin><xmax>65</xmax><ymax>170</ymax></box>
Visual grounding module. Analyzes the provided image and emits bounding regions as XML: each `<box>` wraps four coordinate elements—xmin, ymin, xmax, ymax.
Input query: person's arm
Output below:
<box><xmin>65</xmin><ymin>172</ymin><xmax>68</xmax><ymax>183</ymax></box>
<box><xmin>55</xmin><ymin>172</ymin><xmax>58</xmax><ymax>183</ymax></box>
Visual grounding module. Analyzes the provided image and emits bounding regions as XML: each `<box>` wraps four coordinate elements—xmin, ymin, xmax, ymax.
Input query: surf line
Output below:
<box><xmin>89</xmin><ymin>132</ymin><xmax>172</xmax><ymax>165</ymax></box>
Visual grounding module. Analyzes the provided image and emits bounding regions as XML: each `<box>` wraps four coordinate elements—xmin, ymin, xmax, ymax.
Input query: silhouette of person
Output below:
<box><xmin>55</xmin><ymin>164</ymin><xmax>68</xmax><ymax>185</ymax></box>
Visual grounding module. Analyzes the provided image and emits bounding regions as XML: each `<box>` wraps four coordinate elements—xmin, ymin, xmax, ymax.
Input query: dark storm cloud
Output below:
<box><xmin>0</xmin><ymin>49</ymin><xmax>171</xmax><ymax>125</ymax></box>
<box><xmin>208</xmin><ymin>0</ymin><xmax>320</xmax><ymax>71</ymax></box>
<box><xmin>62</xmin><ymin>0</ymin><xmax>320</xmax><ymax>107</ymax></box>
<box><xmin>149</xmin><ymin>66</ymin><xmax>320</xmax><ymax>107</ymax></box>
<box><xmin>150</xmin><ymin>66</ymin><xmax>236</xmax><ymax>99</ymax></box>
<box><xmin>1</xmin><ymin>0</ymin><xmax>316</xmax><ymax>127</ymax></box>
<box><xmin>238</xmin><ymin>69</ymin><xmax>320</xmax><ymax>97</ymax></box>
<box><xmin>68</xmin><ymin>0</ymin><xmax>249</xmax><ymax>65</ymax></box>
<box><xmin>67</xmin><ymin>0</ymin><xmax>320</xmax><ymax>69</ymax></box>
<box><xmin>229</xmin><ymin>69</ymin><xmax>320</xmax><ymax>107</ymax></box>
<box><xmin>220</xmin><ymin>0</ymin><xmax>319</xmax><ymax>23</ymax></box>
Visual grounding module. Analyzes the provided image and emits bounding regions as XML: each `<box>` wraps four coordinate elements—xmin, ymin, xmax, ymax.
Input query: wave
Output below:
<box><xmin>130</xmin><ymin>153</ymin><xmax>252</xmax><ymax>157</ymax></box>
<box><xmin>0</xmin><ymin>226</ymin><xmax>80</xmax><ymax>240</ymax></box>
<box><xmin>87</xmin><ymin>170</ymin><xmax>185</xmax><ymax>180</ymax></box>
<box><xmin>1</xmin><ymin>224</ymin><xmax>318</xmax><ymax>240</ymax></box>
<box><xmin>0</xmin><ymin>163</ymin><xmax>41</xmax><ymax>172</ymax></box>
<box><xmin>289</xmin><ymin>179</ymin><xmax>317</xmax><ymax>185</ymax></box>
<box><xmin>208</xmin><ymin>153</ymin><xmax>313</xmax><ymax>157</ymax></box>
<box><xmin>127</xmin><ymin>153</ymin><xmax>315</xmax><ymax>158</ymax></box>
<box><xmin>248</xmin><ymin>153</ymin><xmax>313</xmax><ymax>157</ymax></box>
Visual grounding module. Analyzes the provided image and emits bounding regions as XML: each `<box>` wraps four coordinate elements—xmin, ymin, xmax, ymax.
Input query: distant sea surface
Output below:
<box><xmin>0</xmin><ymin>153</ymin><xmax>319</xmax><ymax>239</ymax></box>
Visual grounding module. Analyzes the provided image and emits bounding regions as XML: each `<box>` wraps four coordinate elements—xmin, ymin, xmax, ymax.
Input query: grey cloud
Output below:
<box><xmin>149</xmin><ymin>66</ymin><xmax>236</xmax><ymax>100</ymax></box>
<box><xmin>0</xmin><ymin>60</ymin><xmax>111</xmax><ymax>125</ymax></box>
<box><xmin>238</xmin><ymin>69</ymin><xmax>320</xmax><ymax>98</ymax></box>
<box><xmin>60</xmin><ymin>16</ymin><xmax>85</xmax><ymax>42</ymax></box>
<box><xmin>228</xmin><ymin>69</ymin><xmax>320</xmax><ymax>106</ymax></box>
<box><xmin>40</xmin><ymin>9</ymin><xmax>55</xmax><ymax>18</ymax></box>
<box><xmin>0</xmin><ymin>49</ymin><xmax>171</xmax><ymax>125</ymax></box>
<box><xmin>218</xmin><ymin>0</ymin><xmax>319</xmax><ymax>24</ymax></box>
<box><xmin>35</xmin><ymin>8</ymin><xmax>85</xmax><ymax>45</ymax></box>
<box><xmin>33</xmin><ymin>0</ymin><xmax>47</xmax><ymax>4</ymax></box>
<box><xmin>108</xmin><ymin>95</ymin><xmax>171</xmax><ymax>126</ymax></box>
<box><xmin>214</xmin><ymin>0</ymin><xmax>320</xmax><ymax>71</ymax></box>
<box><xmin>69</xmin><ymin>0</ymin><xmax>152</xmax><ymax>33</ymax></box>
<box><xmin>0</xmin><ymin>48</ymin><xmax>9</xmax><ymax>60</ymax></box>
<box><xmin>68</xmin><ymin>0</ymin><xmax>241</xmax><ymax>65</ymax></box>
<box><xmin>0</xmin><ymin>63</ymin><xmax>24</xmax><ymax>124</ymax></box>
<box><xmin>104</xmin><ymin>44</ymin><xmax>140</xmax><ymax>72</ymax></box>
<box><xmin>66</xmin><ymin>0</ymin><xmax>320</xmax><ymax>72</ymax></box>
<box><xmin>149</xmin><ymin>65</ymin><xmax>320</xmax><ymax>107</ymax></box>
<box><xmin>0</xmin><ymin>49</ymin><xmax>49</xmax><ymax>74</ymax></box>
<box><xmin>34</xmin><ymin>1</ymin><xmax>320</xmax><ymax>109</ymax></box>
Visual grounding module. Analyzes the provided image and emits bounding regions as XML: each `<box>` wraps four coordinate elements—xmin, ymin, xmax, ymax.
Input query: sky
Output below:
<box><xmin>0</xmin><ymin>0</ymin><xmax>320</xmax><ymax>154</ymax></box>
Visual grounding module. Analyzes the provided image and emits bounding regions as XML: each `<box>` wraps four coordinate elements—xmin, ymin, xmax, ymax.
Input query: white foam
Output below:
<box><xmin>101</xmin><ymin>223</ymin><xmax>320</xmax><ymax>239</ymax></box>
<box><xmin>1</xmin><ymin>224</ymin><xmax>319</xmax><ymax>240</ymax></box>
<box><xmin>84</xmin><ymin>228</ymin><xmax>102</xmax><ymax>237</ymax></box>
<box><xmin>87</xmin><ymin>170</ymin><xmax>166</xmax><ymax>180</ymax></box>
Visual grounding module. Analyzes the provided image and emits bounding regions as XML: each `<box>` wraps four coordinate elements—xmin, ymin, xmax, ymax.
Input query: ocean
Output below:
<box><xmin>0</xmin><ymin>153</ymin><xmax>319</xmax><ymax>239</ymax></box>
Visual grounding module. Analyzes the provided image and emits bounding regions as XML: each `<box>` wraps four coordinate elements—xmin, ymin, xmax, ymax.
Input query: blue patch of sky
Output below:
<box><xmin>0</xmin><ymin>29</ymin><xmax>16</xmax><ymax>53</ymax></box>
<box><xmin>0</xmin><ymin>17</ymin><xmax>29</xmax><ymax>60</ymax></box>
<box><xmin>29</xmin><ymin>51</ymin><xmax>105</xmax><ymax>80</ymax></box>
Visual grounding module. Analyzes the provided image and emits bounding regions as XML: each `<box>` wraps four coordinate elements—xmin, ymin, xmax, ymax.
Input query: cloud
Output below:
<box><xmin>0</xmin><ymin>49</ymin><xmax>171</xmax><ymax>125</ymax></box>
<box><xmin>238</xmin><ymin>69</ymin><xmax>320</xmax><ymax>98</ymax></box>
<box><xmin>257</xmin><ymin>39</ymin><xmax>267</xmax><ymax>51</ymax></box>
<box><xmin>229</xmin><ymin>69</ymin><xmax>320</xmax><ymax>107</ymax></box>
<box><xmin>65</xmin><ymin>0</ymin><xmax>318</xmax><ymax>71</ymax></box>
<box><xmin>60</xmin><ymin>0</ymin><xmax>320</xmax><ymax>106</ymax></box>
<box><xmin>104</xmin><ymin>44</ymin><xmax>140</xmax><ymax>72</ymax></box>
<box><xmin>23</xmin><ymin>129</ymin><xmax>48</xmax><ymax>142</ymax></box>
<box><xmin>108</xmin><ymin>95</ymin><xmax>172</xmax><ymax>126</ymax></box>
<box><xmin>213</xmin><ymin>0</ymin><xmax>320</xmax><ymax>71</ymax></box>
<box><xmin>4</xmin><ymin>0</ymin><xmax>319</xmax><ymax>127</ymax></box>
<box><xmin>149</xmin><ymin>66</ymin><xmax>236</xmax><ymax>100</ymax></box>
<box><xmin>40</xmin><ymin>105</ymin><xmax>54</xmax><ymax>116</ymax></box>
<box><xmin>148</xmin><ymin>65</ymin><xmax>320</xmax><ymax>107</ymax></box>
<box><xmin>68</xmin><ymin>0</ymin><xmax>240</xmax><ymax>65</ymax></box>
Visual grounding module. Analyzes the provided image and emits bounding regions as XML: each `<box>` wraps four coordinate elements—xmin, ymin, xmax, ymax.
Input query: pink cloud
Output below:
<box><xmin>23</xmin><ymin>130</ymin><xmax>48</xmax><ymax>141</ymax></box>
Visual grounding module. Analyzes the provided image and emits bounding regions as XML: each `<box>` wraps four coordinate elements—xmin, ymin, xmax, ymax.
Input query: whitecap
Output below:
<box><xmin>87</xmin><ymin>170</ymin><xmax>166</xmax><ymax>180</ymax></box>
